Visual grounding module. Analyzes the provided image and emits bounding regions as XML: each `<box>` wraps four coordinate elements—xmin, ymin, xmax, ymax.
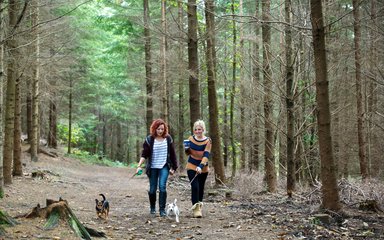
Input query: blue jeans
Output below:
<box><xmin>187</xmin><ymin>170</ymin><xmax>208</xmax><ymax>205</ymax></box>
<box><xmin>148</xmin><ymin>165</ymin><xmax>169</xmax><ymax>195</ymax></box>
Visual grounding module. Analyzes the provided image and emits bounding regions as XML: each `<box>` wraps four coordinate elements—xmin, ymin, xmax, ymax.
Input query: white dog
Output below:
<box><xmin>166</xmin><ymin>198</ymin><xmax>180</xmax><ymax>223</ymax></box>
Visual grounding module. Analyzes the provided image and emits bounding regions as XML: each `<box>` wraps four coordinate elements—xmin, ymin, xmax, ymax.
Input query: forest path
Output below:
<box><xmin>0</xmin><ymin>147</ymin><xmax>276</xmax><ymax>240</ymax></box>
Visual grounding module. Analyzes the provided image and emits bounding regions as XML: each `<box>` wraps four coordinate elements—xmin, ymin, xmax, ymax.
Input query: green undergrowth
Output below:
<box><xmin>65</xmin><ymin>149</ymin><xmax>127</xmax><ymax>168</ymax></box>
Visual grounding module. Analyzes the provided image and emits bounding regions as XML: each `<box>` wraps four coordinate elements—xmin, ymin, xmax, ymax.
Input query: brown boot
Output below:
<box><xmin>192</xmin><ymin>202</ymin><xmax>202</xmax><ymax>218</ymax></box>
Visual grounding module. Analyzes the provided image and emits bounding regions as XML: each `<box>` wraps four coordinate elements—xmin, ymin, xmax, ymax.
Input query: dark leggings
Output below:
<box><xmin>187</xmin><ymin>170</ymin><xmax>208</xmax><ymax>205</ymax></box>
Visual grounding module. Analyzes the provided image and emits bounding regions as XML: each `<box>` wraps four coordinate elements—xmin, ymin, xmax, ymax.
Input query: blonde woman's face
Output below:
<box><xmin>194</xmin><ymin>125</ymin><xmax>204</xmax><ymax>138</ymax></box>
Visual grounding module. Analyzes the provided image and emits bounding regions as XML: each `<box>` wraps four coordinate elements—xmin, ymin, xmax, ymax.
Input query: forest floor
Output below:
<box><xmin>1</xmin><ymin>144</ymin><xmax>383</xmax><ymax>240</ymax></box>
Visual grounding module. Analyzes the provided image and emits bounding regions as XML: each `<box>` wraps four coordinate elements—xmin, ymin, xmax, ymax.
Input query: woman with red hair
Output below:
<box><xmin>136</xmin><ymin>119</ymin><xmax>178</xmax><ymax>217</ymax></box>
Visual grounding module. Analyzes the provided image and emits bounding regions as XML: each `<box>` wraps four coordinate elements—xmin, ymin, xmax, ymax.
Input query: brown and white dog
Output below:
<box><xmin>95</xmin><ymin>194</ymin><xmax>109</xmax><ymax>220</ymax></box>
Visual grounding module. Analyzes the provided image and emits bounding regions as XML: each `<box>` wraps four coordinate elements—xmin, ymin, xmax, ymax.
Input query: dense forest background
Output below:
<box><xmin>0</xmin><ymin>0</ymin><xmax>383</xmax><ymax>210</ymax></box>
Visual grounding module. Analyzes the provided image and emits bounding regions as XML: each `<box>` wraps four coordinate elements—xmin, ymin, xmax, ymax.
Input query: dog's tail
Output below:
<box><xmin>99</xmin><ymin>194</ymin><xmax>106</xmax><ymax>201</ymax></box>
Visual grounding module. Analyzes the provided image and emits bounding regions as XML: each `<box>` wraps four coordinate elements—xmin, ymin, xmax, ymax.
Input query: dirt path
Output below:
<box><xmin>1</xmin><ymin>150</ymin><xmax>277</xmax><ymax>240</ymax></box>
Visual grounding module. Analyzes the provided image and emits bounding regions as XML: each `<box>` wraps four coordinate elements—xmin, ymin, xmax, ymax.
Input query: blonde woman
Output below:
<box><xmin>184</xmin><ymin>120</ymin><xmax>211</xmax><ymax>218</ymax></box>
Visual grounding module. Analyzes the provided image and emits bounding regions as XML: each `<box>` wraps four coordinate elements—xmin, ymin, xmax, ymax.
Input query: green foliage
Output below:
<box><xmin>43</xmin><ymin>209</ymin><xmax>60</xmax><ymax>230</ymax></box>
<box><xmin>66</xmin><ymin>150</ymin><xmax>127</xmax><ymax>168</ymax></box>
<box><xmin>57</xmin><ymin>123</ymin><xmax>86</xmax><ymax>146</ymax></box>
<box><xmin>0</xmin><ymin>210</ymin><xmax>18</xmax><ymax>226</ymax></box>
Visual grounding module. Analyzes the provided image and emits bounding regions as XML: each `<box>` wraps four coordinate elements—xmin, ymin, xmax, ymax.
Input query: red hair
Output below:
<box><xmin>150</xmin><ymin>119</ymin><xmax>169</xmax><ymax>137</ymax></box>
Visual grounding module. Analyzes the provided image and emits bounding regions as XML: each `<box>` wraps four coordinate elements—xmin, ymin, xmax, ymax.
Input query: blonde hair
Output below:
<box><xmin>193</xmin><ymin>120</ymin><xmax>206</xmax><ymax>134</ymax></box>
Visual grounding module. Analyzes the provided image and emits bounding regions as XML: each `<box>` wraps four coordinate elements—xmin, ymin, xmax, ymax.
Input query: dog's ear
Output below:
<box><xmin>174</xmin><ymin>199</ymin><xmax>177</xmax><ymax>204</ymax></box>
<box><xmin>95</xmin><ymin>199</ymin><xmax>99</xmax><ymax>204</ymax></box>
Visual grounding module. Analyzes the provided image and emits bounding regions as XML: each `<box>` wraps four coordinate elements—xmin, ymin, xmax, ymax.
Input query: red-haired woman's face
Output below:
<box><xmin>156</xmin><ymin>124</ymin><xmax>165</xmax><ymax>137</ymax></box>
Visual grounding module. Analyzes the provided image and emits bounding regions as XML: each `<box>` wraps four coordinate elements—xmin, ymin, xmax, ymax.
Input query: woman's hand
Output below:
<box><xmin>196</xmin><ymin>167</ymin><xmax>202</xmax><ymax>174</ymax></box>
<box><xmin>169</xmin><ymin>169</ymin><xmax>175</xmax><ymax>175</ymax></box>
<box><xmin>136</xmin><ymin>166</ymin><xmax>142</xmax><ymax>174</ymax></box>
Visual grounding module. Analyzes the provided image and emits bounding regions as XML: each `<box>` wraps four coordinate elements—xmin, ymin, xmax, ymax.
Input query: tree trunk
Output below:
<box><xmin>4</xmin><ymin>0</ymin><xmax>19</xmax><ymax>184</ymax></box>
<box><xmin>30</xmin><ymin>0</ymin><xmax>40</xmax><ymax>162</ymax></box>
<box><xmin>285</xmin><ymin>0</ymin><xmax>295</xmax><ymax>197</ymax></box>
<box><xmin>177</xmin><ymin>0</ymin><xmax>186</xmax><ymax>171</ymax></box>
<box><xmin>48</xmin><ymin>100</ymin><xmax>58</xmax><ymax>149</ymax></box>
<box><xmin>230</xmin><ymin>0</ymin><xmax>237</xmax><ymax>177</ymax></box>
<box><xmin>0</xmin><ymin>0</ymin><xmax>4</xmax><ymax>194</ymax></box>
<box><xmin>368</xmin><ymin>0</ymin><xmax>379</xmax><ymax>178</ymax></box>
<box><xmin>310</xmin><ymin>0</ymin><xmax>340</xmax><ymax>211</ymax></box>
<box><xmin>239</xmin><ymin>0</ymin><xmax>246</xmax><ymax>171</ymax></box>
<box><xmin>250</xmin><ymin>0</ymin><xmax>261</xmax><ymax>172</ymax></box>
<box><xmin>68</xmin><ymin>77</ymin><xmax>73</xmax><ymax>154</ymax></box>
<box><xmin>160</xmin><ymin>0</ymin><xmax>169</xmax><ymax>123</ymax></box>
<box><xmin>352</xmin><ymin>0</ymin><xmax>368</xmax><ymax>180</ymax></box>
<box><xmin>222</xmin><ymin>34</ymin><xmax>229</xmax><ymax>168</ymax></box>
<box><xmin>262</xmin><ymin>0</ymin><xmax>277</xmax><ymax>192</ymax></box>
<box><xmin>144</xmin><ymin>0</ymin><xmax>153</xmax><ymax>132</ymax></box>
<box><xmin>204</xmin><ymin>0</ymin><xmax>226</xmax><ymax>184</ymax></box>
<box><xmin>13</xmin><ymin>73</ymin><xmax>22</xmax><ymax>176</ymax></box>
<box><xmin>187</xmin><ymin>0</ymin><xmax>201</xmax><ymax>130</ymax></box>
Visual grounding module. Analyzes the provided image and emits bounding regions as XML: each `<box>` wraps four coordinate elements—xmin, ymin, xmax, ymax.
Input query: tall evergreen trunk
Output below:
<box><xmin>68</xmin><ymin>77</ymin><xmax>73</xmax><ymax>154</ymax></box>
<box><xmin>177</xmin><ymin>0</ymin><xmax>186</xmax><ymax>170</ymax></box>
<box><xmin>26</xmin><ymin>84</ymin><xmax>32</xmax><ymax>141</ymax></box>
<box><xmin>368</xmin><ymin>0</ymin><xmax>379</xmax><ymax>178</ymax></box>
<box><xmin>0</xmin><ymin>0</ymin><xmax>5</xmax><ymax>194</ymax></box>
<box><xmin>160</xmin><ymin>0</ymin><xmax>169</xmax><ymax>123</ymax></box>
<box><xmin>262</xmin><ymin>0</ymin><xmax>277</xmax><ymax>192</ymax></box>
<box><xmin>48</xmin><ymin>100</ymin><xmax>58</xmax><ymax>148</ymax></box>
<box><xmin>116</xmin><ymin>122</ymin><xmax>123</xmax><ymax>161</ymax></box>
<box><xmin>13</xmin><ymin>73</ymin><xmax>22</xmax><ymax>176</ymax></box>
<box><xmin>285</xmin><ymin>0</ymin><xmax>295</xmax><ymax>197</ymax></box>
<box><xmin>230</xmin><ymin>0</ymin><xmax>237</xmax><ymax>177</ymax></box>
<box><xmin>144</xmin><ymin>0</ymin><xmax>153</xmax><ymax>132</ymax></box>
<box><xmin>352</xmin><ymin>0</ymin><xmax>368</xmax><ymax>180</ymax></box>
<box><xmin>250</xmin><ymin>0</ymin><xmax>261</xmax><ymax>172</ymax></box>
<box><xmin>187</xmin><ymin>0</ymin><xmax>201</xmax><ymax>129</ymax></box>
<box><xmin>223</xmin><ymin>35</ymin><xmax>229</xmax><ymax>168</ymax></box>
<box><xmin>239</xmin><ymin>0</ymin><xmax>246</xmax><ymax>171</ymax></box>
<box><xmin>4</xmin><ymin>0</ymin><xmax>18</xmax><ymax>183</ymax></box>
<box><xmin>30</xmin><ymin>0</ymin><xmax>40</xmax><ymax>162</ymax></box>
<box><xmin>310</xmin><ymin>0</ymin><xmax>340</xmax><ymax>211</ymax></box>
<box><xmin>204</xmin><ymin>0</ymin><xmax>226</xmax><ymax>184</ymax></box>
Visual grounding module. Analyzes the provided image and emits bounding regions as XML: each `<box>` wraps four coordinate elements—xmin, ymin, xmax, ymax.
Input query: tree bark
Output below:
<box><xmin>230</xmin><ymin>0</ymin><xmax>237</xmax><ymax>177</ymax></box>
<box><xmin>143</xmin><ymin>0</ymin><xmax>153</xmax><ymax>132</ymax></box>
<box><xmin>4</xmin><ymin>0</ymin><xmax>18</xmax><ymax>183</ymax></box>
<box><xmin>48</xmin><ymin>100</ymin><xmax>58</xmax><ymax>149</ymax></box>
<box><xmin>204</xmin><ymin>0</ymin><xmax>226</xmax><ymax>184</ymax></box>
<box><xmin>13</xmin><ymin>72</ymin><xmax>22</xmax><ymax>176</ymax></box>
<box><xmin>68</xmin><ymin>77</ymin><xmax>73</xmax><ymax>154</ymax></box>
<box><xmin>262</xmin><ymin>0</ymin><xmax>277</xmax><ymax>192</ymax></box>
<box><xmin>368</xmin><ymin>0</ymin><xmax>379</xmax><ymax>178</ymax></box>
<box><xmin>239</xmin><ymin>0</ymin><xmax>246</xmax><ymax>171</ymax></box>
<box><xmin>0</xmin><ymin>0</ymin><xmax>4</xmax><ymax>194</ymax></box>
<box><xmin>160</xmin><ymin>0</ymin><xmax>169</xmax><ymax>123</ymax></box>
<box><xmin>310</xmin><ymin>0</ymin><xmax>340</xmax><ymax>211</ymax></box>
<box><xmin>250</xmin><ymin>0</ymin><xmax>261</xmax><ymax>172</ymax></box>
<box><xmin>352</xmin><ymin>0</ymin><xmax>368</xmax><ymax>180</ymax></box>
<box><xmin>285</xmin><ymin>0</ymin><xmax>295</xmax><ymax>197</ymax></box>
<box><xmin>177</xmin><ymin>0</ymin><xmax>186</xmax><ymax>170</ymax></box>
<box><xmin>30</xmin><ymin>0</ymin><xmax>40</xmax><ymax>162</ymax></box>
<box><xmin>187</xmin><ymin>0</ymin><xmax>201</xmax><ymax>130</ymax></box>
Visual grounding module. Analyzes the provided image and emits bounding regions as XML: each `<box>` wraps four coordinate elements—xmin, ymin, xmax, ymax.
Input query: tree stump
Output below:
<box><xmin>23</xmin><ymin>197</ymin><xmax>105</xmax><ymax>239</ymax></box>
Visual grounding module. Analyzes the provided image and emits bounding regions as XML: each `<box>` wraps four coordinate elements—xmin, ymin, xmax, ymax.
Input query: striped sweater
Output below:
<box><xmin>185</xmin><ymin>135</ymin><xmax>212</xmax><ymax>173</ymax></box>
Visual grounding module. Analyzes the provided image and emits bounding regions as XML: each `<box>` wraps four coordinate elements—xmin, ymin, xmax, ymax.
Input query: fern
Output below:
<box><xmin>43</xmin><ymin>209</ymin><xmax>60</xmax><ymax>230</ymax></box>
<box><xmin>0</xmin><ymin>210</ymin><xmax>18</xmax><ymax>226</ymax></box>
